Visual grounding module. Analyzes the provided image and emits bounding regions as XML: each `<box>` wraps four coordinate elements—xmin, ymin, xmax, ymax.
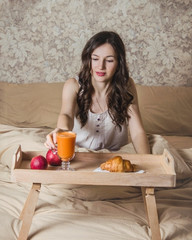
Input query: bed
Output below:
<box><xmin>0</xmin><ymin>82</ymin><xmax>192</xmax><ymax>240</ymax></box>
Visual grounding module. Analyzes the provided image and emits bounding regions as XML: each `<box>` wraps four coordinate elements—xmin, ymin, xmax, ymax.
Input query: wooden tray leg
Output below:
<box><xmin>18</xmin><ymin>183</ymin><xmax>41</xmax><ymax>240</ymax></box>
<box><xmin>141</xmin><ymin>187</ymin><xmax>161</xmax><ymax>240</ymax></box>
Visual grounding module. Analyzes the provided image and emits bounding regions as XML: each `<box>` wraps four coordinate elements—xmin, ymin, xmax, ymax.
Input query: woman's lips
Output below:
<box><xmin>96</xmin><ymin>72</ymin><xmax>105</xmax><ymax>76</ymax></box>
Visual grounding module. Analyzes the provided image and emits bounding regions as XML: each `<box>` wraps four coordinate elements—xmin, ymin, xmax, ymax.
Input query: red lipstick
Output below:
<box><xmin>96</xmin><ymin>72</ymin><xmax>105</xmax><ymax>76</ymax></box>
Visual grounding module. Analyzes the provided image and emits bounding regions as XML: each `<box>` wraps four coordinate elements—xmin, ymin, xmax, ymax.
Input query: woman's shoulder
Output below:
<box><xmin>65</xmin><ymin>77</ymin><xmax>79</xmax><ymax>85</ymax></box>
<box><xmin>63</xmin><ymin>77</ymin><xmax>79</xmax><ymax>91</ymax></box>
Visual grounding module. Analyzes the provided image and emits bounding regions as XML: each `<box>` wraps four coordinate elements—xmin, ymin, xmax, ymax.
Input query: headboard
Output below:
<box><xmin>0</xmin><ymin>82</ymin><xmax>192</xmax><ymax>136</ymax></box>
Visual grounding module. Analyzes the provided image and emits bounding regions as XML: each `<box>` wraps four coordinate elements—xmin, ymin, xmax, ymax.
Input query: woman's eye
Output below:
<box><xmin>106</xmin><ymin>60</ymin><xmax>114</xmax><ymax>63</ymax></box>
<box><xmin>92</xmin><ymin>58</ymin><xmax>98</xmax><ymax>61</ymax></box>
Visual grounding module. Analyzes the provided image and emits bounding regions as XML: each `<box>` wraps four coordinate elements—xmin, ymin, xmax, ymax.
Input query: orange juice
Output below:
<box><xmin>57</xmin><ymin>131</ymin><xmax>76</xmax><ymax>161</ymax></box>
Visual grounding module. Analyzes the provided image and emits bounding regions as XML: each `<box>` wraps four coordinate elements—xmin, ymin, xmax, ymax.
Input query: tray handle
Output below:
<box><xmin>162</xmin><ymin>149</ymin><xmax>176</xmax><ymax>174</ymax></box>
<box><xmin>12</xmin><ymin>144</ymin><xmax>22</xmax><ymax>171</ymax></box>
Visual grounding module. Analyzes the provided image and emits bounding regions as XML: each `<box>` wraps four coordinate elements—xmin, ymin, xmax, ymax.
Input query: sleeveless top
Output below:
<box><xmin>72</xmin><ymin>111</ymin><xmax>128</xmax><ymax>151</ymax></box>
<box><xmin>72</xmin><ymin>76</ymin><xmax>129</xmax><ymax>151</ymax></box>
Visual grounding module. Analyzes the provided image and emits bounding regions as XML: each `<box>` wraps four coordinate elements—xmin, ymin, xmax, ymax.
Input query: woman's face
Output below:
<box><xmin>91</xmin><ymin>43</ymin><xmax>118</xmax><ymax>83</ymax></box>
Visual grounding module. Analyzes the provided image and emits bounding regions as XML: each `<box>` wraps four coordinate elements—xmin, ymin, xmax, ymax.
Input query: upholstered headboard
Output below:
<box><xmin>136</xmin><ymin>85</ymin><xmax>192</xmax><ymax>136</ymax></box>
<box><xmin>0</xmin><ymin>82</ymin><xmax>192</xmax><ymax>136</ymax></box>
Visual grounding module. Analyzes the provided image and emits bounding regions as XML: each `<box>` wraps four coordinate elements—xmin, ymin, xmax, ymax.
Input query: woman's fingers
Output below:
<box><xmin>53</xmin><ymin>131</ymin><xmax>57</xmax><ymax>145</ymax></box>
<box><xmin>45</xmin><ymin>133</ymin><xmax>56</xmax><ymax>149</ymax></box>
<box><xmin>44</xmin><ymin>128</ymin><xmax>67</xmax><ymax>149</ymax></box>
<box><xmin>44</xmin><ymin>141</ymin><xmax>50</xmax><ymax>149</ymax></box>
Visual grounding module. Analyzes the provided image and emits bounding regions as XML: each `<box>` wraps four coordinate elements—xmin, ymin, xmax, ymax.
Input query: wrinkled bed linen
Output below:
<box><xmin>0</xmin><ymin>124</ymin><xmax>192</xmax><ymax>240</ymax></box>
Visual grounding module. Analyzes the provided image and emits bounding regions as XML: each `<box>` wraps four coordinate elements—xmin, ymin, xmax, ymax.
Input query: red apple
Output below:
<box><xmin>30</xmin><ymin>155</ymin><xmax>48</xmax><ymax>169</ymax></box>
<box><xmin>46</xmin><ymin>149</ymin><xmax>61</xmax><ymax>166</ymax></box>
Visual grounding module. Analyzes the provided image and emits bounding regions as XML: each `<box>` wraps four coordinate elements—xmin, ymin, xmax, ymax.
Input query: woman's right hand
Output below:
<box><xmin>44</xmin><ymin>128</ymin><xmax>59</xmax><ymax>149</ymax></box>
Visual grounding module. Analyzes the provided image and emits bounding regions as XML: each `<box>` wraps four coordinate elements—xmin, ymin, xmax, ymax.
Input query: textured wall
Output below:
<box><xmin>0</xmin><ymin>0</ymin><xmax>191</xmax><ymax>86</ymax></box>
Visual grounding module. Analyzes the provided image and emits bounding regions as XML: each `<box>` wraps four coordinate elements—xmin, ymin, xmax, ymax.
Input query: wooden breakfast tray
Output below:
<box><xmin>11</xmin><ymin>145</ymin><xmax>176</xmax><ymax>187</ymax></box>
<box><xmin>11</xmin><ymin>145</ymin><xmax>176</xmax><ymax>240</ymax></box>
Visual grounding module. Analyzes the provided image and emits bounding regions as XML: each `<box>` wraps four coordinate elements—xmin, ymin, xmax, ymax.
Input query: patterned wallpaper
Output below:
<box><xmin>0</xmin><ymin>0</ymin><xmax>191</xmax><ymax>86</ymax></box>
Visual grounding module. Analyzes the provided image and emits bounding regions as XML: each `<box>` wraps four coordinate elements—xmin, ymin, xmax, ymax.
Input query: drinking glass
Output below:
<box><xmin>56</xmin><ymin>131</ymin><xmax>76</xmax><ymax>171</ymax></box>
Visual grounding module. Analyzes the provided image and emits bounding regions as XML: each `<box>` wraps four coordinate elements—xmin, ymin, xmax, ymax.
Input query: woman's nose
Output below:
<box><xmin>98</xmin><ymin>59</ymin><xmax>105</xmax><ymax>69</ymax></box>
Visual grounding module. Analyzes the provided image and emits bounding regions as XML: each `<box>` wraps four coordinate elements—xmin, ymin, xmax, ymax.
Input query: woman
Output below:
<box><xmin>45</xmin><ymin>31</ymin><xmax>150</xmax><ymax>153</ymax></box>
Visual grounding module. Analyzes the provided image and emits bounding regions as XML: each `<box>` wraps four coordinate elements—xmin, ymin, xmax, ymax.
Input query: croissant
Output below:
<box><xmin>100</xmin><ymin>156</ymin><xmax>134</xmax><ymax>172</ymax></box>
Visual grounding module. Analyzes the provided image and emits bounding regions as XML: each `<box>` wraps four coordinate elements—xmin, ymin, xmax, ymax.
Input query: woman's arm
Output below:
<box><xmin>128</xmin><ymin>104</ymin><xmax>150</xmax><ymax>154</ymax></box>
<box><xmin>57</xmin><ymin>78</ymin><xmax>79</xmax><ymax>130</ymax></box>
<box><xmin>128</xmin><ymin>78</ymin><xmax>150</xmax><ymax>154</ymax></box>
<box><xmin>45</xmin><ymin>78</ymin><xmax>79</xmax><ymax>149</ymax></box>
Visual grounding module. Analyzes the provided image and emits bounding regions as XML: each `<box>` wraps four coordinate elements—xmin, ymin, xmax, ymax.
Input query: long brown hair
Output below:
<box><xmin>76</xmin><ymin>31</ymin><xmax>133</xmax><ymax>130</ymax></box>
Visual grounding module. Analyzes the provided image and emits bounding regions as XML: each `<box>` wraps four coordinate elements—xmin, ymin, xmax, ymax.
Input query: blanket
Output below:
<box><xmin>0</xmin><ymin>124</ymin><xmax>192</xmax><ymax>240</ymax></box>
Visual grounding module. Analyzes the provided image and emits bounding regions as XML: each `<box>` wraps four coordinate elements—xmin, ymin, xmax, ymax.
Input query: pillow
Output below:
<box><xmin>0</xmin><ymin>82</ymin><xmax>64</xmax><ymax>128</ymax></box>
<box><xmin>0</xmin><ymin>125</ymin><xmax>49</xmax><ymax>168</ymax></box>
<box><xmin>136</xmin><ymin>85</ymin><xmax>192</xmax><ymax>136</ymax></box>
<box><xmin>148</xmin><ymin>134</ymin><xmax>192</xmax><ymax>180</ymax></box>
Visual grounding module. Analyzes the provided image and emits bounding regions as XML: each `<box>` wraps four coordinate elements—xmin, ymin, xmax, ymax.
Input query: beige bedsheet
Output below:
<box><xmin>0</xmin><ymin>124</ymin><xmax>192</xmax><ymax>240</ymax></box>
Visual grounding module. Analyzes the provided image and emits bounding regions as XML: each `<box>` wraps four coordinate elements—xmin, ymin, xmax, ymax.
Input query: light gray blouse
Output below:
<box><xmin>72</xmin><ymin>110</ymin><xmax>128</xmax><ymax>151</ymax></box>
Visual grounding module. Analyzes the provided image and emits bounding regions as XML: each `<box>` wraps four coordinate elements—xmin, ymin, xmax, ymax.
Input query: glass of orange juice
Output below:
<box><xmin>56</xmin><ymin>130</ymin><xmax>76</xmax><ymax>171</ymax></box>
